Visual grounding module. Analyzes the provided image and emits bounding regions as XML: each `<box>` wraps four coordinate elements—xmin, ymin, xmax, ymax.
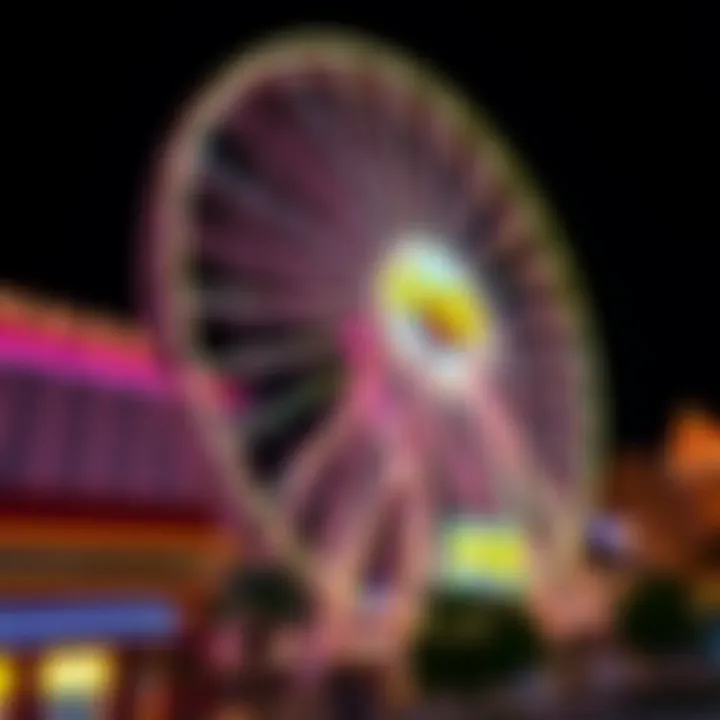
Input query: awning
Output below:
<box><xmin>0</xmin><ymin>600</ymin><xmax>180</xmax><ymax>649</ymax></box>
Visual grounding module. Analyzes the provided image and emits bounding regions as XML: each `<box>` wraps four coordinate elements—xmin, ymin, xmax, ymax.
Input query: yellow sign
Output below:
<box><xmin>0</xmin><ymin>655</ymin><xmax>15</xmax><ymax>704</ymax></box>
<box><xmin>40</xmin><ymin>646</ymin><xmax>115</xmax><ymax>699</ymax></box>
<box><xmin>442</xmin><ymin>520</ymin><xmax>529</xmax><ymax>591</ymax></box>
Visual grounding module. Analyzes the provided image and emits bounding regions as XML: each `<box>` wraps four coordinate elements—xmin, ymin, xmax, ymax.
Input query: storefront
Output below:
<box><xmin>0</xmin><ymin>500</ymin><xmax>235</xmax><ymax>718</ymax></box>
<box><xmin>0</xmin><ymin>288</ymin><xmax>238</xmax><ymax>717</ymax></box>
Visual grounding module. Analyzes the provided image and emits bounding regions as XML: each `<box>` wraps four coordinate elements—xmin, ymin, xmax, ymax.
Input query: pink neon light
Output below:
<box><xmin>0</xmin><ymin>328</ymin><xmax>168</xmax><ymax>395</ymax></box>
<box><xmin>0</xmin><ymin>321</ymin><xmax>248</xmax><ymax>415</ymax></box>
<box><xmin>341</xmin><ymin>317</ymin><xmax>381</xmax><ymax>368</ymax></box>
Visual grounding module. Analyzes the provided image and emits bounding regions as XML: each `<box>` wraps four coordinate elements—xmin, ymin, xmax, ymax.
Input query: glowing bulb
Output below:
<box><xmin>373</xmin><ymin>232</ymin><xmax>495</xmax><ymax>395</ymax></box>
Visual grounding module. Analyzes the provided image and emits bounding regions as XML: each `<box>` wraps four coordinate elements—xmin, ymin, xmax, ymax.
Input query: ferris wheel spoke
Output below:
<box><xmin>397</xmin><ymin>76</ymin><xmax>448</xmax><ymax>230</ymax></box>
<box><xmin>278</xmin><ymin>393</ymin><xmax>359</xmax><ymax>518</ymax></box>
<box><xmin>442</xmin><ymin>161</ymin><xmax>492</xmax><ymax>245</ymax></box>
<box><xmin>449</xmin><ymin>159</ymin><xmax>515</xmax><ymax>260</ymax></box>
<box><xmin>229</xmin><ymin>109</ymin><xmax>367</xmax><ymax>234</ymax></box>
<box><xmin>467</xmin><ymin>376</ymin><xmax>567</xmax><ymax>542</ymax></box>
<box><xmin>210</xmin><ymin>337</ymin><xmax>335</xmax><ymax>377</ymax></box>
<box><xmin>198</xmin><ymin>227</ymin><xmax>329</xmax><ymax>281</ymax></box>
<box><xmin>198</xmin><ymin>224</ymin><xmax>369</xmax><ymax>295</ymax></box>
<box><xmin>198</xmin><ymin>147</ymin><xmax>376</xmax><ymax>284</ymax></box>
<box><xmin>284</xmin><ymin>86</ymin><xmax>385</xmax><ymax>247</ymax></box>
<box><xmin>350</xmin><ymin>85</ymin><xmax>404</xmax><ymax>235</ymax></box>
<box><xmin>381</xmin><ymin>134</ymin><xmax>423</xmax><ymax>234</ymax></box>
<box><xmin>370</xmin><ymin>76</ymin><xmax>428</xmax><ymax>234</ymax></box>
<box><xmin>507</xmin><ymin>365</ymin><xmax>585</xmax><ymax>495</ymax></box>
<box><xmin>516</xmin><ymin>291</ymin><xmax>575</xmax><ymax>342</ymax></box>
<box><xmin>488</xmin><ymin>204</ymin><xmax>538</xmax><ymax>261</ymax></box>
<box><xmin>439</xmin><ymin>433</ymin><xmax>498</xmax><ymax>514</ymax></box>
<box><xmin>242</xmin><ymin>372</ymin><xmax>340</xmax><ymax>444</ymax></box>
<box><xmin>391</xmin><ymin>470</ymin><xmax>434</xmax><ymax>616</ymax></box>
<box><xmin>515</xmin><ymin>254</ymin><xmax>561</xmax><ymax>304</ymax></box>
<box><xmin>410</xmin><ymin>123</ymin><xmax>468</xmax><ymax>239</ymax></box>
<box><xmin>325</xmin><ymin>452</ymin><xmax>405</xmax><ymax>600</ymax></box>
<box><xmin>282</xmin><ymin>83</ymin><xmax>371</xmax><ymax>204</ymax></box>
<box><xmin>196</xmin><ymin>166</ymin><xmax>329</xmax><ymax>244</ymax></box>
<box><xmin>415</xmin><ymin>106</ymin><xmax>465</xmax><ymax>231</ymax></box>
<box><xmin>330</xmin><ymin>416</ymin><xmax>423</xmax><ymax>595</ymax></box>
<box><xmin>416</xmin><ymin>401</ymin><xmax>495</xmax><ymax>513</ymax></box>
<box><xmin>312</xmin><ymin>80</ymin><xmax>418</xmax><ymax>261</ymax></box>
<box><xmin>193</xmin><ymin>285</ymin><xmax>348</xmax><ymax>327</ymax></box>
<box><xmin>315</xmin><ymin>436</ymin><xmax>380</xmax><ymax>555</ymax></box>
<box><xmin>448</xmin><ymin>108</ymin><xmax>521</xmax><ymax>241</ymax></box>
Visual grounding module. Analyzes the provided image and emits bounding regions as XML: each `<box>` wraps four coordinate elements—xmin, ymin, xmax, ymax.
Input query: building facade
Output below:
<box><xmin>0</xmin><ymin>287</ymin><xmax>238</xmax><ymax>718</ymax></box>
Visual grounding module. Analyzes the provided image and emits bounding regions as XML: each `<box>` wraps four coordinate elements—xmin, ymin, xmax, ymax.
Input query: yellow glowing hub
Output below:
<box><xmin>375</xmin><ymin>237</ymin><xmax>491</xmax><ymax>375</ymax></box>
<box><xmin>388</xmin><ymin>270</ymin><xmax>485</xmax><ymax>349</ymax></box>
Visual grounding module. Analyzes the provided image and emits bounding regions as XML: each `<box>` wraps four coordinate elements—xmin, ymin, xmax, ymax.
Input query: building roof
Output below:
<box><xmin>0</xmin><ymin>286</ymin><xmax>239</xmax><ymax>515</ymax></box>
<box><xmin>0</xmin><ymin>286</ymin><xmax>243</xmax><ymax>403</ymax></box>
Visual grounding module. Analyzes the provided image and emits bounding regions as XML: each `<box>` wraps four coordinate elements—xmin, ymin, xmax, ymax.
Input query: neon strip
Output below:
<box><xmin>0</xmin><ymin>328</ymin><xmax>244</xmax><ymax>410</ymax></box>
<box><xmin>0</xmin><ymin>600</ymin><xmax>179</xmax><ymax>648</ymax></box>
<box><xmin>0</xmin><ymin>329</ymin><xmax>167</xmax><ymax>396</ymax></box>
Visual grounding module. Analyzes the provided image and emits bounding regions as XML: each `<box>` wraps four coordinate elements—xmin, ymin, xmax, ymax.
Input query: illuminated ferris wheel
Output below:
<box><xmin>142</xmin><ymin>31</ymin><xmax>604</xmax><ymax>644</ymax></box>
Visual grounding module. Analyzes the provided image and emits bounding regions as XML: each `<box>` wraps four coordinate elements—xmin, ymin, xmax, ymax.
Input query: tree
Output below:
<box><xmin>214</xmin><ymin>562</ymin><xmax>311</xmax><ymax>668</ymax></box>
<box><xmin>411</xmin><ymin>590</ymin><xmax>545</xmax><ymax>695</ymax></box>
<box><xmin>222</xmin><ymin>563</ymin><xmax>310</xmax><ymax>622</ymax></box>
<box><xmin>615</xmin><ymin>574</ymin><xmax>700</xmax><ymax>657</ymax></box>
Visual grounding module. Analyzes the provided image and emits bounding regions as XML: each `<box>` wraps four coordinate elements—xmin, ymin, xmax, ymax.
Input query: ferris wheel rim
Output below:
<box><xmin>140</xmin><ymin>28</ymin><xmax>610</xmax><ymax>607</ymax></box>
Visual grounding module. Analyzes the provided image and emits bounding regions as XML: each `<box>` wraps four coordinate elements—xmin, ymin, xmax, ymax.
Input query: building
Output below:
<box><xmin>596</xmin><ymin>411</ymin><xmax>720</xmax><ymax>659</ymax></box>
<box><xmin>0</xmin><ymin>287</ymin><xmax>238</xmax><ymax>718</ymax></box>
<box><xmin>665</xmin><ymin>408</ymin><xmax>720</xmax><ymax>551</ymax></box>
<box><xmin>665</xmin><ymin>409</ymin><xmax>720</xmax><ymax>660</ymax></box>
<box><xmin>601</xmin><ymin>448</ymin><xmax>697</xmax><ymax>573</ymax></box>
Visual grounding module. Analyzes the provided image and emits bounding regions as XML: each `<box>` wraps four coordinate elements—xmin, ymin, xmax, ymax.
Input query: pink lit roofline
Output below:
<box><xmin>0</xmin><ymin>329</ymin><xmax>244</xmax><ymax>407</ymax></box>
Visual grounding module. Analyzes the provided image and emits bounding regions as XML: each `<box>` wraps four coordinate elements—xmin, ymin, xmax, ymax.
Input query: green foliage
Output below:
<box><xmin>412</xmin><ymin>590</ymin><xmax>544</xmax><ymax>694</ymax></box>
<box><xmin>615</xmin><ymin>574</ymin><xmax>700</xmax><ymax>656</ymax></box>
<box><xmin>217</xmin><ymin>562</ymin><xmax>311</xmax><ymax>625</ymax></box>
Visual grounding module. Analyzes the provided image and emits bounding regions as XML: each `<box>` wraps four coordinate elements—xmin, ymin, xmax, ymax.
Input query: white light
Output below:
<box><xmin>373</xmin><ymin>232</ymin><xmax>496</xmax><ymax>398</ymax></box>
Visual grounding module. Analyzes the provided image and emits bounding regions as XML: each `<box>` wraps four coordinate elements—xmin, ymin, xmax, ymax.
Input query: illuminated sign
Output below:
<box><xmin>435</xmin><ymin>518</ymin><xmax>529</xmax><ymax>595</ymax></box>
<box><xmin>0</xmin><ymin>600</ymin><xmax>179</xmax><ymax>648</ymax></box>
<box><xmin>0</xmin><ymin>655</ymin><xmax>15</xmax><ymax>706</ymax></box>
<box><xmin>40</xmin><ymin>646</ymin><xmax>116</xmax><ymax>719</ymax></box>
<box><xmin>40</xmin><ymin>646</ymin><xmax>115</xmax><ymax>698</ymax></box>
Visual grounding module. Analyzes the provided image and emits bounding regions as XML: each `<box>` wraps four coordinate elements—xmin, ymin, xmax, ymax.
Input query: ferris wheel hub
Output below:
<box><xmin>373</xmin><ymin>233</ymin><xmax>496</xmax><ymax>397</ymax></box>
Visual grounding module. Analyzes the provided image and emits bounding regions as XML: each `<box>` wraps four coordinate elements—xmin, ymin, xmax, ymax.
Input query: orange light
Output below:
<box><xmin>668</xmin><ymin>410</ymin><xmax>720</xmax><ymax>478</ymax></box>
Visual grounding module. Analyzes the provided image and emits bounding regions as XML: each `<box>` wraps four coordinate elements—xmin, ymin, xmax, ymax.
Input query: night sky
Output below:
<box><xmin>5</xmin><ymin>5</ymin><xmax>716</xmax><ymax>450</ymax></box>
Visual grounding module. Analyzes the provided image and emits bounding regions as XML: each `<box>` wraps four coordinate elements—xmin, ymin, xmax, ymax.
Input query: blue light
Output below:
<box><xmin>0</xmin><ymin>600</ymin><xmax>179</xmax><ymax>649</ymax></box>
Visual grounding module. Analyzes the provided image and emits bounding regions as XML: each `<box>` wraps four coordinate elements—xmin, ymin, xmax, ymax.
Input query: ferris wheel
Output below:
<box><xmin>142</xmin><ymin>31</ymin><xmax>605</xmax><ymax>642</ymax></box>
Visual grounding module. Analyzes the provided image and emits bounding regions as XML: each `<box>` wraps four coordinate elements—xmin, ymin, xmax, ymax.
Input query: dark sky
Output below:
<box><xmin>5</xmin><ymin>5</ymin><xmax>717</xmax><ymax>449</ymax></box>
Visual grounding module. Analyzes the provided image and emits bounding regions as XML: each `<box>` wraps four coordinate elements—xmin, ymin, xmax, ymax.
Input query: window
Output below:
<box><xmin>40</xmin><ymin>647</ymin><xmax>115</xmax><ymax>720</ymax></box>
<box><xmin>0</xmin><ymin>655</ymin><xmax>15</xmax><ymax>718</ymax></box>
